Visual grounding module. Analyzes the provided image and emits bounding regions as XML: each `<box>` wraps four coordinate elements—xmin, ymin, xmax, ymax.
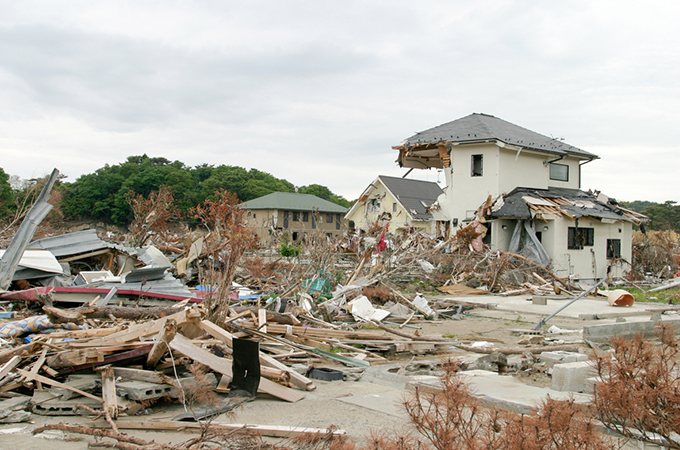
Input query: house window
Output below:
<box><xmin>607</xmin><ymin>239</ymin><xmax>621</xmax><ymax>259</ymax></box>
<box><xmin>567</xmin><ymin>227</ymin><xmax>594</xmax><ymax>249</ymax></box>
<box><xmin>392</xmin><ymin>202</ymin><xmax>397</xmax><ymax>213</ymax></box>
<box><xmin>292</xmin><ymin>211</ymin><xmax>301</xmax><ymax>222</ymax></box>
<box><xmin>550</xmin><ymin>163</ymin><xmax>569</xmax><ymax>182</ymax></box>
<box><xmin>471</xmin><ymin>154</ymin><xmax>483</xmax><ymax>177</ymax></box>
<box><xmin>302</xmin><ymin>212</ymin><xmax>309</xmax><ymax>222</ymax></box>
<box><xmin>253</xmin><ymin>213</ymin><xmax>256</xmax><ymax>219</ymax></box>
<box><xmin>368</xmin><ymin>198</ymin><xmax>380</xmax><ymax>213</ymax></box>
<box><xmin>326</xmin><ymin>213</ymin><xmax>333</xmax><ymax>223</ymax></box>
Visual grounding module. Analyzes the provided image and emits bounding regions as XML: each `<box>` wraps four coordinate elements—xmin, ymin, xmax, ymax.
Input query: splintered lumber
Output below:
<box><xmin>232</xmin><ymin>306</ymin><xmax>298</xmax><ymax>325</ymax></box>
<box><xmin>263</xmin><ymin>324</ymin><xmax>389</xmax><ymax>340</ymax></box>
<box><xmin>44</xmin><ymin>305</ymin><xmax>182</xmax><ymax>324</ymax></box>
<box><xmin>75</xmin><ymin>309</ymin><xmax>190</xmax><ymax>347</ymax></box>
<box><xmin>198</xmin><ymin>320</ymin><xmax>315</xmax><ymax>391</ymax></box>
<box><xmin>0</xmin><ymin>342</ymin><xmax>35</xmax><ymax>364</ymax></box>
<box><xmin>94</xmin><ymin>419</ymin><xmax>346</xmax><ymax>438</ymax></box>
<box><xmin>100</xmin><ymin>366</ymin><xmax>117</xmax><ymax>420</ymax></box>
<box><xmin>17</xmin><ymin>369</ymin><xmax>102</xmax><ymax>402</ymax></box>
<box><xmin>0</xmin><ymin>355</ymin><xmax>22</xmax><ymax>381</ymax></box>
<box><xmin>369</xmin><ymin>321</ymin><xmax>454</xmax><ymax>343</ymax></box>
<box><xmin>168</xmin><ymin>333</ymin><xmax>304</xmax><ymax>403</ymax></box>
<box><xmin>146</xmin><ymin>319</ymin><xmax>177</xmax><ymax>367</ymax></box>
<box><xmin>456</xmin><ymin>343</ymin><xmax>581</xmax><ymax>355</ymax></box>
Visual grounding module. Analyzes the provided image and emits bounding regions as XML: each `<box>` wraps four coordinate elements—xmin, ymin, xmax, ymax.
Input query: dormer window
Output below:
<box><xmin>471</xmin><ymin>154</ymin><xmax>483</xmax><ymax>177</ymax></box>
<box><xmin>550</xmin><ymin>163</ymin><xmax>569</xmax><ymax>182</ymax></box>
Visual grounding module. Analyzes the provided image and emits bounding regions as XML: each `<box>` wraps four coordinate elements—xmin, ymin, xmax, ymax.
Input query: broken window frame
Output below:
<box><xmin>550</xmin><ymin>163</ymin><xmax>569</xmax><ymax>182</ymax></box>
<box><xmin>567</xmin><ymin>227</ymin><xmax>594</xmax><ymax>249</ymax></box>
<box><xmin>471</xmin><ymin>154</ymin><xmax>483</xmax><ymax>177</ymax></box>
<box><xmin>292</xmin><ymin>211</ymin><xmax>301</xmax><ymax>222</ymax></box>
<box><xmin>607</xmin><ymin>238</ymin><xmax>621</xmax><ymax>259</ymax></box>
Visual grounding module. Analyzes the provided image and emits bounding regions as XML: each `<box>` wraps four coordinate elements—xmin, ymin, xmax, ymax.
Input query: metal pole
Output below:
<box><xmin>534</xmin><ymin>277</ymin><xmax>609</xmax><ymax>330</ymax></box>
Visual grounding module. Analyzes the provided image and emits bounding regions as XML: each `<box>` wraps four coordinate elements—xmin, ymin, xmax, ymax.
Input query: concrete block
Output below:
<box><xmin>116</xmin><ymin>381</ymin><xmax>174</xmax><ymax>401</ymax></box>
<box><xmin>552</xmin><ymin>361</ymin><xmax>596</xmax><ymax>393</ymax></box>
<box><xmin>532</xmin><ymin>296</ymin><xmax>547</xmax><ymax>305</ymax></box>
<box><xmin>540</xmin><ymin>351</ymin><xmax>588</xmax><ymax>364</ymax></box>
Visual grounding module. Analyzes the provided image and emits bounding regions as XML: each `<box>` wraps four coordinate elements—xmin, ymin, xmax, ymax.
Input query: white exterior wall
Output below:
<box><xmin>549</xmin><ymin>218</ymin><xmax>632</xmax><ymax>279</ymax></box>
<box><xmin>436</xmin><ymin>143</ymin><xmax>500</xmax><ymax>227</ymax></box>
<box><xmin>437</xmin><ymin>144</ymin><xmax>583</xmax><ymax>231</ymax></box>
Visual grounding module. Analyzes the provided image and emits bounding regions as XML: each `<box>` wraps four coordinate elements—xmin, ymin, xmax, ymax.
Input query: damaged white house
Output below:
<box><xmin>393</xmin><ymin>113</ymin><xmax>644</xmax><ymax>279</ymax></box>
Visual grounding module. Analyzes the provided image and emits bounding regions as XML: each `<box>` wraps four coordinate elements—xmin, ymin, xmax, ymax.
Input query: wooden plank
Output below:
<box><xmin>57</xmin><ymin>345</ymin><xmax>153</xmax><ymax>376</ymax></box>
<box><xmin>83</xmin><ymin>309</ymin><xmax>189</xmax><ymax>346</ymax></box>
<box><xmin>258</xmin><ymin>308</ymin><xmax>267</xmax><ymax>334</ymax></box>
<box><xmin>17</xmin><ymin>369</ymin><xmax>102</xmax><ymax>402</ymax></box>
<box><xmin>198</xmin><ymin>320</ymin><xmax>315</xmax><ymax>391</ymax></box>
<box><xmin>100</xmin><ymin>366</ymin><xmax>117</xmax><ymax>419</ymax></box>
<box><xmin>169</xmin><ymin>333</ymin><xmax>304</xmax><ymax>403</ymax></box>
<box><xmin>97</xmin><ymin>419</ymin><xmax>346</xmax><ymax>438</ymax></box>
<box><xmin>30</xmin><ymin>341</ymin><xmax>50</xmax><ymax>389</ymax></box>
<box><xmin>0</xmin><ymin>355</ymin><xmax>21</xmax><ymax>381</ymax></box>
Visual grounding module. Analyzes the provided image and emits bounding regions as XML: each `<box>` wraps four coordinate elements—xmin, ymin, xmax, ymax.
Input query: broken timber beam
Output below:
<box><xmin>146</xmin><ymin>319</ymin><xmax>177</xmax><ymax>367</ymax></box>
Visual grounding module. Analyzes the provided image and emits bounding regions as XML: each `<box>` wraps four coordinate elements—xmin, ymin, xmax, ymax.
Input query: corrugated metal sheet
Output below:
<box><xmin>27</xmin><ymin>229</ymin><xmax>112</xmax><ymax>258</ymax></box>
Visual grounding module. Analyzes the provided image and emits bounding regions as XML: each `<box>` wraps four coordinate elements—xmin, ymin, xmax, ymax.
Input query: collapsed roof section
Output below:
<box><xmin>393</xmin><ymin>113</ymin><xmax>599</xmax><ymax>169</ymax></box>
<box><xmin>24</xmin><ymin>229</ymin><xmax>194</xmax><ymax>300</ymax></box>
<box><xmin>488</xmin><ymin>187</ymin><xmax>646</xmax><ymax>224</ymax></box>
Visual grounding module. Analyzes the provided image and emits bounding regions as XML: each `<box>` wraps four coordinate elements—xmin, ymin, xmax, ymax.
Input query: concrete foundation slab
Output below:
<box><xmin>583</xmin><ymin>317</ymin><xmax>680</xmax><ymax>343</ymax></box>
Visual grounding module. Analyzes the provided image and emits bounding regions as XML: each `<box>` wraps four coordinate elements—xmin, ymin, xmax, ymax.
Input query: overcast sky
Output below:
<box><xmin>0</xmin><ymin>1</ymin><xmax>678</xmax><ymax>203</ymax></box>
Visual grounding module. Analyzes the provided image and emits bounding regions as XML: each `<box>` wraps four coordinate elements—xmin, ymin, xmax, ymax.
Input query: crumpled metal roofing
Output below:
<box><xmin>28</xmin><ymin>229</ymin><xmax>195</xmax><ymax>299</ymax></box>
<box><xmin>490</xmin><ymin>187</ymin><xmax>644</xmax><ymax>224</ymax></box>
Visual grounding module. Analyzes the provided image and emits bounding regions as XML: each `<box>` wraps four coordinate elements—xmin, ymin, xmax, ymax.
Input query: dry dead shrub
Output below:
<box><xmin>398</xmin><ymin>360</ymin><xmax>615</xmax><ymax>450</ymax></box>
<box><xmin>362</xmin><ymin>286</ymin><xmax>393</xmax><ymax>305</ymax></box>
<box><xmin>192</xmin><ymin>189</ymin><xmax>259</xmax><ymax>323</ymax></box>
<box><xmin>127</xmin><ymin>185</ymin><xmax>180</xmax><ymax>247</ymax></box>
<box><xmin>593</xmin><ymin>323</ymin><xmax>680</xmax><ymax>449</ymax></box>
<box><xmin>632</xmin><ymin>230</ymin><xmax>680</xmax><ymax>277</ymax></box>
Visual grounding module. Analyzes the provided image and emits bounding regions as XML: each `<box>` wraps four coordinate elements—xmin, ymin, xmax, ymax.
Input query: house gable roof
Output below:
<box><xmin>400</xmin><ymin>113</ymin><xmax>598</xmax><ymax>160</ymax></box>
<box><xmin>378</xmin><ymin>175</ymin><xmax>444</xmax><ymax>220</ymax></box>
<box><xmin>240</xmin><ymin>192</ymin><xmax>348</xmax><ymax>214</ymax></box>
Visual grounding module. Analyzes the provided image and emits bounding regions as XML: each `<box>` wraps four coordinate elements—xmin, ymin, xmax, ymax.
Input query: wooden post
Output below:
<box><xmin>146</xmin><ymin>319</ymin><xmax>177</xmax><ymax>368</ymax></box>
<box><xmin>101</xmin><ymin>366</ymin><xmax>117</xmax><ymax>420</ymax></box>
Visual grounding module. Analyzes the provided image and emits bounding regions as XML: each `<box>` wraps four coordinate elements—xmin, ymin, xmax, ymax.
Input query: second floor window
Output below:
<box><xmin>471</xmin><ymin>154</ymin><xmax>483</xmax><ymax>177</ymax></box>
<box><xmin>550</xmin><ymin>163</ymin><xmax>569</xmax><ymax>182</ymax></box>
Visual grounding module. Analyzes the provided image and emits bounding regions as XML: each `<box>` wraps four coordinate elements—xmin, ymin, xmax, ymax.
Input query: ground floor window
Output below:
<box><xmin>607</xmin><ymin>239</ymin><xmax>621</xmax><ymax>259</ymax></box>
<box><xmin>567</xmin><ymin>227</ymin><xmax>594</xmax><ymax>249</ymax></box>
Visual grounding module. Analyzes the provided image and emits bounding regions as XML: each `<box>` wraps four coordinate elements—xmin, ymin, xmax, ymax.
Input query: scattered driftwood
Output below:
<box><xmin>456</xmin><ymin>343</ymin><xmax>581</xmax><ymax>355</ymax></box>
<box><xmin>44</xmin><ymin>305</ymin><xmax>182</xmax><ymax>324</ymax></box>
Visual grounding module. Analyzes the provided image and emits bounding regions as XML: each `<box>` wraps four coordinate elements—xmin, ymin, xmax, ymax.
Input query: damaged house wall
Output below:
<box><xmin>345</xmin><ymin>176</ymin><xmax>446</xmax><ymax>236</ymax></box>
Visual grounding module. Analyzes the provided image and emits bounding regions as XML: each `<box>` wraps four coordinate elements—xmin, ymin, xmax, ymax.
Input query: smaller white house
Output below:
<box><xmin>345</xmin><ymin>175</ymin><xmax>447</xmax><ymax>237</ymax></box>
<box><xmin>484</xmin><ymin>187</ymin><xmax>644</xmax><ymax>279</ymax></box>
